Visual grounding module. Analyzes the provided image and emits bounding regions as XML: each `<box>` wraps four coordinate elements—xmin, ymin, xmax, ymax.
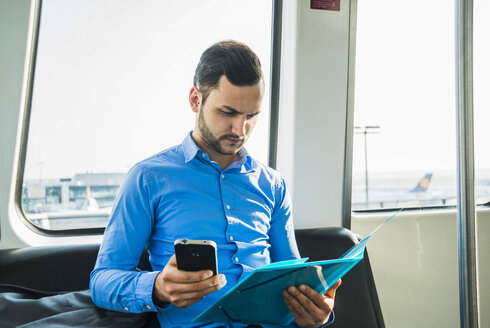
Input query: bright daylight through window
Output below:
<box><xmin>21</xmin><ymin>0</ymin><xmax>273</xmax><ymax>230</ymax></box>
<box><xmin>352</xmin><ymin>0</ymin><xmax>490</xmax><ymax>211</ymax></box>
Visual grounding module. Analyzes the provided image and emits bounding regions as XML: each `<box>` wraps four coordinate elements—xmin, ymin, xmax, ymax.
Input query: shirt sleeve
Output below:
<box><xmin>322</xmin><ymin>311</ymin><xmax>335</xmax><ymax>326</ymax></box>
<box><xmin>90</xmin><ymin>164</ymin><xmax>159</xmax><ymax>313</ymax></box>
<box><xmin>269</xmin><ymin>177</ymin><xmax>301</xmax><ymax>262</ymax></box>
<box><xmin>263</xmin><ymin>310</ymin><xmax>334</xmax><ymax>328</ymax></box>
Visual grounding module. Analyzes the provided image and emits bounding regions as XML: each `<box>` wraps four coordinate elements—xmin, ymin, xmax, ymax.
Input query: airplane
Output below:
<box><xmin>410</xmin><ymin>173</ymin><xmax>432</xmax><ymax>192</ymax></box>
<box><xmin>351</xmin><ymin>172</ymin><xmax>460</xmax><ymax>209</ymax></box>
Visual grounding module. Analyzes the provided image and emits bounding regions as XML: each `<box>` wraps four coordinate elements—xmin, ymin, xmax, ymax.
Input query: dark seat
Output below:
<box><xmin>0</xmin><ymin>227</ymin><xmax>384</xmax><ymax>327</ymax></box>
<box><xmin>0</xmin><ymin>244</ymin><xmax>152</xmax><ymax>292</ymax></box>
<box><xmin>295</xmin><ymin>227</ymin><xmax>385</xmax><ymax>328</ymax></box>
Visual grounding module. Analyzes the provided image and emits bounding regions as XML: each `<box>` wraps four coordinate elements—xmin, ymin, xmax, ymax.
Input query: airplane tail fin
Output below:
<box><xmin>411</xmin><ymin>173</ymin><xmax>433</xmax><ymax>193</ymax></box>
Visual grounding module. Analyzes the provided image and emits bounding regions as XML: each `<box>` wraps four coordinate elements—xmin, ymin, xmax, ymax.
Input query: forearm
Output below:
<box><xmin>90</xmin><ymin>267</ymin><xmax>160</xmax><ymax>313</ymax></box>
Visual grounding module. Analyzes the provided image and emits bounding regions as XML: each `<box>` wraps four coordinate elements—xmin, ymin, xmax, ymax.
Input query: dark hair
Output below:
<box><xmin>193</xmin><ymin>40</ymin><xmax>263</xmax><ymax>104</ymax></box>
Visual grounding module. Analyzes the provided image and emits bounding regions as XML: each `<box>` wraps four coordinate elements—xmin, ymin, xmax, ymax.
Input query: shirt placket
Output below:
<box><xmin>219</xmin><ymin>171</ymin><xmax>242</xmax><ymax>269</ymax></box>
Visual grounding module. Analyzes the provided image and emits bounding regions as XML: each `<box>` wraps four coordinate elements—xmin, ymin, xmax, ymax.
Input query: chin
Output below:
<box><xmin>219</xmin><ymin>143</ymin><xmax>242</xmax><ymax>155</ymax></box>
<box><xmin>221</xmin><ymin>149</ymin><xmax>239</xmax><ymax>156</ymax></box>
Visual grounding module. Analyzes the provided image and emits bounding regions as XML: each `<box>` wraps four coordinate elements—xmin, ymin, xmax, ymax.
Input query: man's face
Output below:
<box><xmin>192</xmin><ymin>75</ymin><xmax>264</xmax><ymax>157</ymax></box>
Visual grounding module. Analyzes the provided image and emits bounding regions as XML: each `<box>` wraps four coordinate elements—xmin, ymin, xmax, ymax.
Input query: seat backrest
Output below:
<box><xmin>295</xmin><ymin>227</ymin><xmax>385</xmax><ymax>328</ymax></box>
<box><xmin>0</xmin><ymin>244</ymin><xmax>152</xmax><ymax>292</ymax></box>
<box><xmin>1</xmin><ymin>228</ymin><xmax>384</xmax><ymax>328</ymax></box>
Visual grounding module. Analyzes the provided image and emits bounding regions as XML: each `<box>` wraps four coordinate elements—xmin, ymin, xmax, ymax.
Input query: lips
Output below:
<box><xmin>226</xmin><ymin>138</ymin><xmax>241</xmax><ymax>144</ymax></box>
<box><xmin>221</xmin><ymin>135</ymin><xmax>243</xmax><ymax>145</ymax></box>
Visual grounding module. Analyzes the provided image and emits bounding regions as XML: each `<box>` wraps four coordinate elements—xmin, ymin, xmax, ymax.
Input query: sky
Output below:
<box><xmin>25</xmin><ymin>0</ymin><xmax>272</xmax><ymax>180</ymax></box>
<box><xmin>353</xmin><ymin>0</ymin><xmax>490</xmax><ymax>177</ymax></box>
<box><xmin>24</xmin><ymin>0</ymin><xmax>490</xmax><ymax>185</ymax></box>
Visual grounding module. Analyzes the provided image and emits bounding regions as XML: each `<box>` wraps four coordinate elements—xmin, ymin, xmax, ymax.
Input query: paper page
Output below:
<box><xmin>339</xmin><ymin>208</ymin><xmax>403</xmax><ymax>259</ymax></box>
<box><xmin>259</xmin><ymin>257</ymin><xmax>309</xmax><ymax>270</ymax></box>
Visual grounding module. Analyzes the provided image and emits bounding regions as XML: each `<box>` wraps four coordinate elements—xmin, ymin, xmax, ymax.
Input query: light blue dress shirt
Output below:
<box><xmin>90</xmin><ymin>132</ymin><xmax>330</xmax><ymax>327</ymax></box>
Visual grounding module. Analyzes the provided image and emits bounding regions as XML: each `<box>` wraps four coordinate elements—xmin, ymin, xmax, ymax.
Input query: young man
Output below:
<box><xmin>90</xmin><ymin>40</ymin><xmax>340</xmax><ymax>327</ymax></box>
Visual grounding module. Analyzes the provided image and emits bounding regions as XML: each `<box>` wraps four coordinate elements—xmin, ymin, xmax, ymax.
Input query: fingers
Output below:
<box><xmin>162</xmin><ymin>271</ymin><xmax>223</xmax><ymax>306</ymax></box>
<box><xmin>167</xmin><ymin>254</ymin><xmax>178</xmax><ymax>265</ymax></box>
<box><xmin>283</xmin><ymin>288</ymin><xmax>316</xmax><ymax>326</ymax></box>
<box><xmin>324</xmin><ymin>279</ymin><xmax>341</xmax><ymax>299</ymax></box>
<box><xmin>164</xmin><ymin>267</ymin><xmax>216</xmax><ymax>284</ymax></box>
<box><xmin>165</xmin><ymin>254</ymin><xmax>218</xmax><ymax>284</ymax></box>
<box><xmin>294</xmin><ymin>285</ymin><xmax>329</xmax><ymax>309</ymax></box>
<box><xmin>153</xmin><ymin>255</ymin><xmax>226</xmax><ymax>308</ymax></box>
<box><xmin>283</xmin><ymin>286</ymin><xmax>330</xmax><ymax>326</ymax></box>
<box><xmin>282</xmin><ymin>282</ymin><xmax>340</xmax><ymax>328</ymax></box>
<box><xmin>167</xmin><ymin>276</ymin><xmax>227</xmax><ymax>308</ymax></box>
<box><xmin>163</xmin><ymin>273</ymin><xmax>226</xmax><ymax>295</ymax></box>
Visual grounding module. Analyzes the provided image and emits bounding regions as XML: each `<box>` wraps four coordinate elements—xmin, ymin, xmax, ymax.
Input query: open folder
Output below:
<box><xmin>193</xmin><ymin>209</ymin><xmax>402</xmax><ymax>326</ymax></box>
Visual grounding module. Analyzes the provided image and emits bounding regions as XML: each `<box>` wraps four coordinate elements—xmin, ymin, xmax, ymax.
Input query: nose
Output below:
<box><xmin>231</xmin><ymin>116</ymin><xmax>248</xmax><ymax>137</ymax></box>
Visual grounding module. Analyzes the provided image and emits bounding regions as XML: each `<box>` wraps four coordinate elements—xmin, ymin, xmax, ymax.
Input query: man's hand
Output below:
<box><xmin>282</xmin><ymin>279</ymin><xmax>341</xmax><ymax>328</ymax></box>
<box><xmin>153</xmin><ymin>254</ymin><xmax>227</xmax><ymax>308</ymax></box>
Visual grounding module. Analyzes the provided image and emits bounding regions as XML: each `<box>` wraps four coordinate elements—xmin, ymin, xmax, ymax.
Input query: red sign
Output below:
<box><xmin>310</xmin><ymin>0</ymin><xmax>340</xmax><ymax>11</ymax></box>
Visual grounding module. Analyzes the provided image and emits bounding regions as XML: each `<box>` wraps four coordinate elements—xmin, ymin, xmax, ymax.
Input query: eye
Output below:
<box><xmin>219</xmin><ymin>109</ymin><xmax>237</xmax><ymax>116</ymax></box>
<box><xmin>247</xmin><ymin>113</ymin><xmax>260</xmax><ymax>119</ymax></box>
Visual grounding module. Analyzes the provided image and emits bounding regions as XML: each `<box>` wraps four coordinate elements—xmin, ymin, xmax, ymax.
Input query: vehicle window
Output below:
<box><xmin>22</xmin><ymin>0</ymin><xmax>273</xmax><ymax>230</ymax></box>
<box><xmin>352</xmin><ymin>1</ymin><xmax>490</xmax><ymax>211</ymax></box>
<box><xmin>352</xmin><ymin>0</ymin><xmax>459</xmax><ymax>210</ymax></box>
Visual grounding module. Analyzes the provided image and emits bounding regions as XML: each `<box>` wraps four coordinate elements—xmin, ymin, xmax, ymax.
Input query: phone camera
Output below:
<box><xmin>191</xmin><ymin>248</ymin><xmax>200</xmax><ymax>256</ymax></box>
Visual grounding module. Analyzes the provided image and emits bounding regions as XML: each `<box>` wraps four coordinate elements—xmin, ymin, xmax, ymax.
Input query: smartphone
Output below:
<box><xmin>174</xmin><ymin>239</ymin><xmax>218</xmax><ymax>275</ymax></box>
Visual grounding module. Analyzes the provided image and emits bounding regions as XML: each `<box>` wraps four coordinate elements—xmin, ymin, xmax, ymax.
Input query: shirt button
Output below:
<box><xmin>124</xmin><ymin>307</ymin><xmax>129</xmax><ymax>311</ymax></box>
<box><xmin>235</xmin><ymin>257</ymin><xmax>239</xmax><ymax>262</ymax></box>
<box><xmin>230</xmin><ymin>236</ymin><xmax>234</xmax><ymax>241</ymax></box>
<box><xmin>221</xmin><ymin>174</ymin><xmax>225</xmax><ymax>178</ymax></box>
<box><xmin>226</xmin><ymin>205</ymin><xmax>230</xmax><ymax>210</ymax></box>
<box><xmin>146</xmin><ymin>305</ymin><xmax>151</xmax><ymax>310</ymax></box>
<box><xmin>202</xmin><ymin>153</ymin><xmax>206</xmax><ymax>158</ymax></box>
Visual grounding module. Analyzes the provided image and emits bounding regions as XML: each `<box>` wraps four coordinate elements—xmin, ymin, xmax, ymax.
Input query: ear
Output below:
<box><xmin>189</xmin><ymin>86</ymin><xmax>202</xmax><ymax>113</ymax></box>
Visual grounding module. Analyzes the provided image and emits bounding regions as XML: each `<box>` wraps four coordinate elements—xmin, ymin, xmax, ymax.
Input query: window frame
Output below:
<box><xmin>14</xmin><ymin>0</ymin><xmax>283</xmax><ymax>236</ymax></box>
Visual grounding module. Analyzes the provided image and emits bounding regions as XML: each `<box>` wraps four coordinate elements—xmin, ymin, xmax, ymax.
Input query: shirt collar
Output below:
<box><xmin>181</xmin><ymin>131</ymin><xmax>257</xmax><ymax>173</ymax></box>
<box><xmin>182</xmin><ymin>131</ymin><xmax>201</xmax><ymax>163</ymax></box>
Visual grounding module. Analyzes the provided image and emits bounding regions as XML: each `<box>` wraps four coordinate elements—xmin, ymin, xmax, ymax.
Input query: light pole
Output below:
<box><xmin>355</xmin><ymin>126</ymin><xmax>380</xmax><ymax>207</ymax></box>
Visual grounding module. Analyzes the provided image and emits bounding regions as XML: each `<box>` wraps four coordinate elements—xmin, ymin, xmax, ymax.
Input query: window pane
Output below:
<box><xmin>22</xmin><ymin>0</ymin><xmax>273</xmax><ymax>230</ymax></box>
<box><xmin>352</xmin><ymin>1</ymin><xmax>457</xmax><ymax>210</ymax></box>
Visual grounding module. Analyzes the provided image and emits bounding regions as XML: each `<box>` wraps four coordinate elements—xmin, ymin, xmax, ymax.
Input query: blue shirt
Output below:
<box><xmin>90</xmin><ymin>132</ymin><xmax>306</xmax><ymax>327</ymax></box>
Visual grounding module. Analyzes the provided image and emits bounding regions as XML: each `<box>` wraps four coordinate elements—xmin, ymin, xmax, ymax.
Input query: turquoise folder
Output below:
<box><xmin>193</xmin><ymin>210</ymin><xmax>402</xmax><ymax>325</ymax></box>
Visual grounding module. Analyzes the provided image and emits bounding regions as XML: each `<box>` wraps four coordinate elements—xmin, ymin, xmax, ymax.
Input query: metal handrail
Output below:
<box><xmin>455</xmin><ymin>0</ymin><xmax>480</xmax><ymax>327</ymax></box>
<box><xmin>268</xmin><ymin>0</ymin><xmax>283</xmax><ymax>169</ymax></box>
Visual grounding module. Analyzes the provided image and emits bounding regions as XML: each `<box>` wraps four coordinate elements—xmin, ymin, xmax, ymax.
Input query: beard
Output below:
<box><xmin>197</xmin><ymin>109</ymin><xmax>245</xmax><ymax>156</ymax></box>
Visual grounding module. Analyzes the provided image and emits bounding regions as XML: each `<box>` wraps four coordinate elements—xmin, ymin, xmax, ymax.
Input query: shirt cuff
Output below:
<box><xmin>319</xmin><ymin>310</ymin><xmax>335</xmax><ymax>327</ymax></box>
<box><xmin>288</xmin><ymin>310</ymin><xmax>334</xmax><ymax>328</ymax></box>
<box><xmin>135</xmin><ymin>270</ymin><xmax>161</xmax><ymax>312</ymax></box>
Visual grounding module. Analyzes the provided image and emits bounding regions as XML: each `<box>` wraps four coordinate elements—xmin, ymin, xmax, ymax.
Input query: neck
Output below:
<box><xmin>191</xmin><ymin>132</ymin><xmax>238</xmax><ymax>170</ymax></box>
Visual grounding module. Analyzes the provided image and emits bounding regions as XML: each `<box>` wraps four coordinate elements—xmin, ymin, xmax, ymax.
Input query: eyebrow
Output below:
<box><xmin>221</xmin><ymin>105</ymin><xmax>261</xmax><ymax>116</ymax></box>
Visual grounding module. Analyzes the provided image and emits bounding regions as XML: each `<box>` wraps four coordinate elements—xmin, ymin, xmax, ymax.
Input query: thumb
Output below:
<box><xmin>165</xmin><ymin>254</ymin><xmax>178</xmax><ymax>269</ymax></box>
<box><xmin>325</xmin><ymin>279</ymin><xmax>342</xmax><ymax>299</ymax></box>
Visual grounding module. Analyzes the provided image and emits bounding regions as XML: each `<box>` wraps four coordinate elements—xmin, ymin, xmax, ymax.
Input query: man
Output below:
<box><xmin>90</xmin><ymin>40</ymin><xmax>340</xmax><ymax>327</ymax></box>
